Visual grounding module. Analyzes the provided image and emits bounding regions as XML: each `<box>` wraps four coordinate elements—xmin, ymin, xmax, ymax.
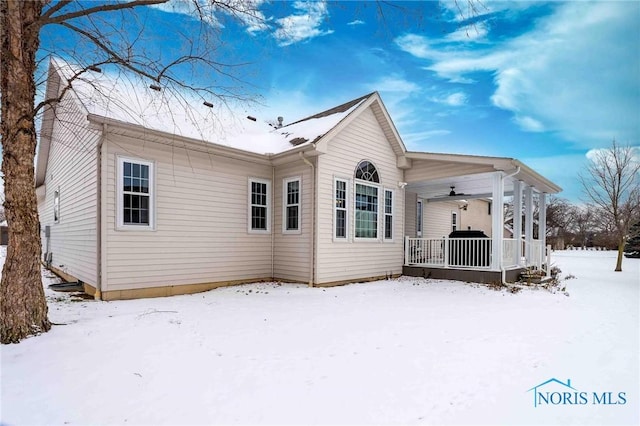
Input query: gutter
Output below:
<box><xmin>300</xmin><ymin>152</ymin><xmax>315</xmax><ymax>287</ymax></box>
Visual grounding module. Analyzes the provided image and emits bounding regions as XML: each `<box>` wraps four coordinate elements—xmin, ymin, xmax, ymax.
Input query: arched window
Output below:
<box><xmin>355</xmin><ymin>160</ymin><xmax>380</xmax><ymax>183</ymax></box>
<box><xmin>354</xmin><ymin>161</ymin><xmax>380</xmax><ymax>238</ymax></box>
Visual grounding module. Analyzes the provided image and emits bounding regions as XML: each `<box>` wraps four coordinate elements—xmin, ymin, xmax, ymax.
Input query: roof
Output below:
<box><xmin>46</xmin><ymin>58</ymin><xmax>370</xmax><ymax>156</ymax></box>
<box><xmin>405</xmin><ymin>151</ymin><xmax>562</xmax><ymax>195</ymax></box>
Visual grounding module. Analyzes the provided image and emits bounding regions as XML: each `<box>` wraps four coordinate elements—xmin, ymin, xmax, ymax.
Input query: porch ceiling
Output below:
<box><xmin>406</xmin><ymin>172</ymin><xmax>513</xmax><ymax>201</ymax></box>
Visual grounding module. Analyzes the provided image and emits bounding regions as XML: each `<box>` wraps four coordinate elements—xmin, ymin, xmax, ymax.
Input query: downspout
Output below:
<box><xmin>500</xmin><ymin>166</ymin><xmax>521</xmax><ymax>284</ymax></box>
<box><xmin>95</xmin><ymin>123</ymin><xmax>107</xmax><ymax>300</ymax></box>
<box><xmin>300</xmin><ymin>152</ymin><xmax>315</xmax><ymax>287</ymax></box>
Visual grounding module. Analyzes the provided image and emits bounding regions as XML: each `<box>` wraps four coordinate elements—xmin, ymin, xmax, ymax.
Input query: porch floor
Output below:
<box><xmin>403</xmin><ymin>265</ymin><xmax>526</xmax><ymax>284</ymax></box>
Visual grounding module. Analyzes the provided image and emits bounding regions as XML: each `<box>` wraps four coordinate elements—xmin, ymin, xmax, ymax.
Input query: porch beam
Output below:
<box><xmin>513</xmin><ymin>180</ymin><xmax>523</xmax><ymax>264</ymax></box>
<box><xmin>491</xmin><ymin>172</ymin><xmax>504</xmax><ymax>270</ymax></box>
<box><xmin>426</xmin><ymin>191</ymin><xmax>514</xmax><ymax>202</ymax></box>
<box><xmin>524</xmin><ymin>185</ymin><xmax>534</xmax><ymax>262</ymax></box>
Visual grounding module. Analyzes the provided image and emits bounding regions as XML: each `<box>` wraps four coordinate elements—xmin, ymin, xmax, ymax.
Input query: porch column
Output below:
<box><xmin>538</xmin><ymin>192</ymin><xmax>547</xmax><ymax>247</ymax></box>
<box><xmin>513</xmin><ymin>179</ymin><xmax>523</xmax><ymax>265</ymax></box>
<box><xmin>491</xmin><ymin>172</ymin><xmax>504</xmax><ymax>270</ymax></box>
<box><xmin>524</xmin><ymin>185</ymin><xmax>534</xmax><ymax>263</ymax></box>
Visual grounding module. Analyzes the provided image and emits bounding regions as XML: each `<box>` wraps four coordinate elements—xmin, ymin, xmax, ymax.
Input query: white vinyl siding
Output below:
<box><xmin>273</xmin><ymin>161</ymin><xmax>312</xmax><ymax>282</ymax></box>
<box><xmin>38</xmin><ymin>88</ymin><xmax>100</xmax><ymax>286</ymax></box>
<box><xmin>104</xmin><ymin>135</ymin><xmax>274</xmax><ymax>291</ymax></box>
<box><xmin>424</xmin><ymin>201</ymin><xmax>457</xmax><ymax>238</ymax></box>
<box><xmin>249</xmin><ymin>178</ymin><xmax>271</xmax><ymax>233</ymax></box>
<box><xmin>404</xmin><ymin>191</ymin><xmax>417</xmax><ymax>238</ymax></box>
<box><xmin>315</xmin><ymin>106</ymin><xmax>404</xmax><ymax>284</ymax></box>
<box><xmin>282</xmin><ymin>176</ymin><xmax>301</xmax><ymax>234</ymax></box>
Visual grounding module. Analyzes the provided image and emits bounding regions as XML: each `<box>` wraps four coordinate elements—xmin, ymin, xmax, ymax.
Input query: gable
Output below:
<box><xmin>313</xmin><ymin>93</ymin><xmax>407</xmax><ymax>163</ymax></box>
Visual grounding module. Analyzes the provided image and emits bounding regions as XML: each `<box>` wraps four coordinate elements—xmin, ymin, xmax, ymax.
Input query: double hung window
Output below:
<box><xmin>354</xmin><ymin>161</ymin><xmax>380</xmax><ymax>239</ymax></box>
<box><xmin>384</xmin><ymin>190</ymin><xmax>393</xmax><ymax>240</ymax></box>
<box><xmin>334</xmin><ymin>178</ymin><xmax>348</xmax><ymax>239</ymax></box>
<box><xmin>117</xmin><ymin>157</ymin><xmax>154</xmax><ymax>230</ymax></box>
<box><xmin>249</xmin><ymin>178</ymin><xmax>271</xmax><ymax>233</ymax></box>
<box><xmin>283</xmin><ymin>177</ymin><xmax>300</xmax><ymax>233</ymax></box>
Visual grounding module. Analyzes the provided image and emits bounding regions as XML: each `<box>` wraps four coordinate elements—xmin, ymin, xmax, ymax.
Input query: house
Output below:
<box><xmin>36</xmin><ymin>59</ymin><xmax>561</xmax><ymax>300</ymax></box>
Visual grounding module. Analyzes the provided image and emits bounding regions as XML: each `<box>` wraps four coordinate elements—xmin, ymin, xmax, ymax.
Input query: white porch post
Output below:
<box><xmin>513</xmin><ymin>179</ymin><xmax>523</xmax><ymax>265</ymax></box>
<box><xmin>524</xmin><ymin>185</ymin><xmax>534</xmax><ymax>263</ymax></box>
<box><xmin>538</xmin><ymin>192</ymin><xmax>547</xmax><ymax>246</ymax></box>
<box><xmin>539</xmin><ymin>192</ymin><xmax>548</xmax><ymax>273</ymax></box>
<box><xmin>491</xmin><ymin>172</ymin><xmax>504</xmax><ymax>270</ymax></box>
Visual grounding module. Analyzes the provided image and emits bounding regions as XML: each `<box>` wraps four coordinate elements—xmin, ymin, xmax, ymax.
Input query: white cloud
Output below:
<box><xmin>431</xmin><ymin>91</ymin><xmax>467</xmax><ymax>107</ymax></box>
<box><xmin>398</xmin><ymin>2</ymin><xmax>640</xmax><ymax>147</ymax></box>
<box><xmin>395</xmin><ymin>34</ymin><xmax>437</xmax><ymax>60</ymax></box>
<box><xmin>152</xmin><ymin>0</ymin><xmax>269</xmax><ymax>31</ymax></box>
<box><xmin>438</xmin><ymin>0</ymin><xmax>535</xmax><ymax>23</ymax></box>
<box><xmin>347</xmin><ymin>19</ymin><xmax>365</xmax><ymax>26</ymax></box>
<box><xmin>274</xmin><ymin>1</ymin><xmax>334</xmax><ymax>46</ymax></box>
<box><xmin>402</xmin><ymin>129</ymin><xmax>452</xmax><ymax>150</ymax></box>
<box><xmin>445</xmin><ymin>21</ymin><xmax>488</xmax><ymax>42</ymax></box>
<box><xmin>513</xmin><ymin>115</ymin><xmax>544</xmax><ymax>132</ymax></box>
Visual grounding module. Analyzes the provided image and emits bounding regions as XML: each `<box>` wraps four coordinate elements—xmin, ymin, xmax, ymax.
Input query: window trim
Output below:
<box><xmin>282</xmin><ymin>176</ymin><xmax>301</xmax><ymax>235</ymax></box>
<box><xmin>451</xmin><ymin>210</ymin><xmax>458</xmax><ymax>232</ymax></box>
<box><xmin>248</xmin><ymin>177</ymin><xmax>271</xmax><ymax>234</ymax></box>
<box><xmin>333</xmin><ymin>177</ymin><xmax>349</xmax><ymax>242</ymax></box>
<box><xmin>53</xmin><ymin>187</ymin><xmax>60</xmax><ymax>223</ymax></box>
<box><xmin>116</xmin><ymin>156</ymin><xmax>155</xmax><ymax>231</ymax></box>
<box><xmin>354</xmin><ymin>180</ymin><xmax>380</xmax><ymax>241</ymax></box>
<box><xmin>384</xmin><ymin>188</ymin><xmax>394</xmax><ymax>241</ymax></box>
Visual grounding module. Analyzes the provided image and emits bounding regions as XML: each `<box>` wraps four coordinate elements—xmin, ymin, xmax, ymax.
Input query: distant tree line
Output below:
<box><xmin>504</xmin><ymin>196</ymin><xmax>638</xmax><ymax>250</ymax></box>
<box><xmin>544</xmin><ymin>197</ymin><xmax>640</xmax><ymax>251</ymax></box>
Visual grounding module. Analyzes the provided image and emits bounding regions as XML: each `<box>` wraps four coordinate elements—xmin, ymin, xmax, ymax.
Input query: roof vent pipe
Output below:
<box><xmin>277</xmin><ymin>116</ymin><xmax>283</xmax><ymax>128</ymax></box>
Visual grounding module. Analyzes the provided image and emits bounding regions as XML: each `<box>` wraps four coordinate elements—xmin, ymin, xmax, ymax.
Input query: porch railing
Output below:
<box><xmin>404</xmin><ymin>237</ymin><xmax>491</xmax><ymax>269</ymax></box>
<box><xmin>405</xmin><ymin>236</ymin><xmax>549</xmax><ymax>272</ymax></box>
<box><xmin>524</xmin><ymin>239</ymin><xmax>547</xmax><ymax>271</ymax></box>
<box><xmin>502</xmin><ymin>238</ymin><xmax>519</xmax><ymax>268</ymax></box>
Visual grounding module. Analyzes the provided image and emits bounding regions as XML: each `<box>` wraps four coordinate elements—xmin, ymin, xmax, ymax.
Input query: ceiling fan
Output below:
<box><xmin>448</xmin><ymin>186</ymin><xmax>465</xmax><ymax>196</ymax></box>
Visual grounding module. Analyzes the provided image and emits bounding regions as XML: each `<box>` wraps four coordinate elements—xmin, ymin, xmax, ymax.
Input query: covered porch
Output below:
<box><xmin>400</xmin><ymin>152</ymin><xmax>561</xmax><ymax>283</ymax></box>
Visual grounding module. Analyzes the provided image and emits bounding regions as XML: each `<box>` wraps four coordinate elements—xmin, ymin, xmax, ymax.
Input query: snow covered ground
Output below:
<box><xmin>1</xmin><ymin>248</ymin><xmax>638</xmax><ymax>425</ymax></box>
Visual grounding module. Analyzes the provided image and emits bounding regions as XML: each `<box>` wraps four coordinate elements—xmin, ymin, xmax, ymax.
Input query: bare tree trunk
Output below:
<box><xmin>615</xmin><ymin>239</ymin><xmax>624</xmax><ymax>272</ymax></box>
<box><xmin>1</xmin><ymin>0</ymin><xmax>50</xmax><ymax>344</ymax></box>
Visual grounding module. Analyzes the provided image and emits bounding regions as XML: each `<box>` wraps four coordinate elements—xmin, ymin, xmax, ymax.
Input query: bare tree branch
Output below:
<box><xmin>39</xmin><ymin>0</ymin><xmax>168</xmax><ymax>26</ymax></box>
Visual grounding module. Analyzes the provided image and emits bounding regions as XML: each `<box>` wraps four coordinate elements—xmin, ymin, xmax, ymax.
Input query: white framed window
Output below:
<box><xmin>354</xmin><ymin>160</ymin><xmax>381</xmax><ymax>240</ymax></box>
<box><xmin>416</xmin><ymin>199</ymin><xmax>423</xmax><ymax>237</ymax></box>
<box><xmin>116</xmin><ymin>156</ymin><xmax>155</xmax><ymax>230</ymax></box>
<box><xmin>283</xmin><ymin>176</ymin><xmax>301</xmax><ymax>234</ymax></box>
<box><xmin>384</xmin><ymin>189</ymin><xmax>393</xmax><ymax>241</ymax></box>
<box><xmin>249</xmin><ymin>178</ymin><xmax>271</xmax><ymax>233</ymax></box>
<box><xmin>355</xmin><ymin>183</ymin><xmax>378</xmax><ymax>239</ymax></box>
<box><xmin>451</xmin><ymin>211</ymin><xmax>458</xmax><ymax>232</ymax></box>
<box><xmin>334</xmin><ymin>178</ymin><xmax>348</xmax><ymax>240</ymax></box>
<box><xmin>53</xmin><ymin>188</ymin><xmax>60</xmax><ymax>223</ymax></box>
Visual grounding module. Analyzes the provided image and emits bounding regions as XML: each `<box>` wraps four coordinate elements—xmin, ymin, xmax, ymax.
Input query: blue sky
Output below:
<box><xmin>34</xmin><ymin>0</ymin><xmax>640</xmax><ymax>202</ymax></box>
